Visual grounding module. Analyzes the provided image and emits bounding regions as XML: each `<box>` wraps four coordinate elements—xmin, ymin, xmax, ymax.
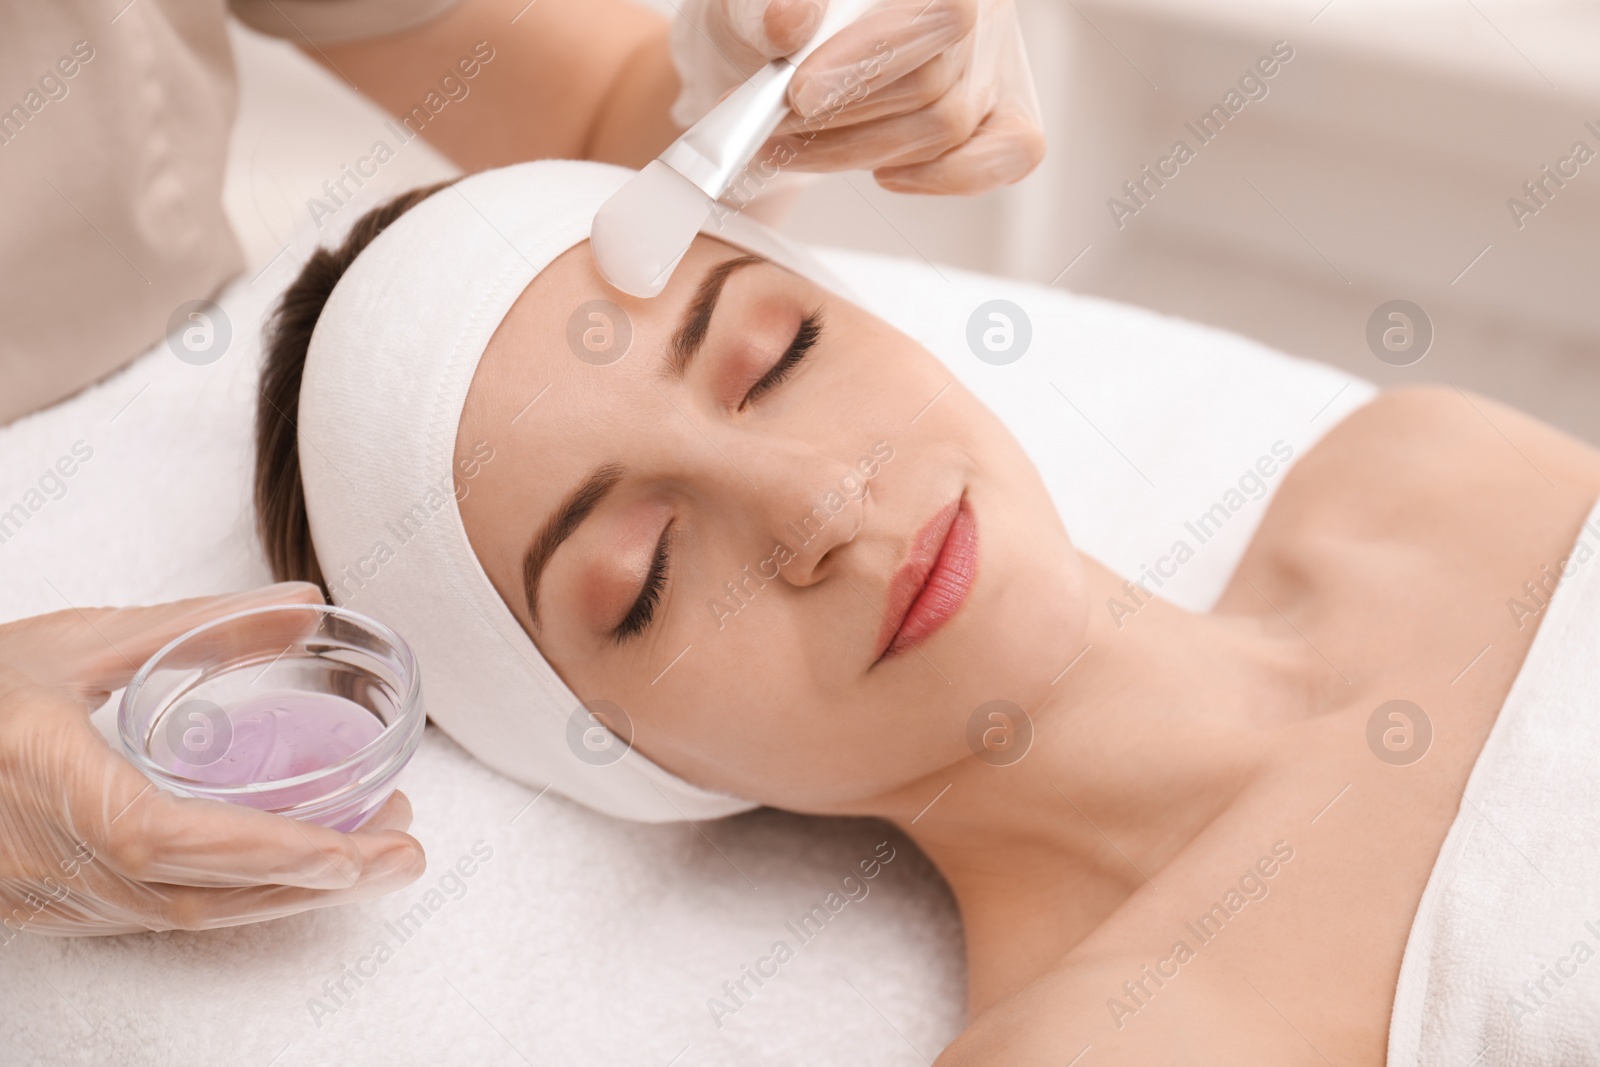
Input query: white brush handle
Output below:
<box><xmin>661</xmin><ymin>0</ymin><xmax>878</xmax><ymax>199</ymax></box>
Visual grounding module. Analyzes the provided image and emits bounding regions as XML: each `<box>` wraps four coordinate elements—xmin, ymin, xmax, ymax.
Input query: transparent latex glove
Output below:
<box><xmin>0</xmin><ymin>582</ymin><xmax>425</xmax><ymax>939</ymax></box>
<box><xmin>667</xmin><ymin>0</ymin><xmax>1045</xmax><ymax>195</ymax></box>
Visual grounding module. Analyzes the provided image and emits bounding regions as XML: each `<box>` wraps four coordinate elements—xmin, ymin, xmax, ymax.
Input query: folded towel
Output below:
<box><xmin>1388</xmin><ymin>497</ymin><xmax>1600</xmax><ymax>1066</ymax></box>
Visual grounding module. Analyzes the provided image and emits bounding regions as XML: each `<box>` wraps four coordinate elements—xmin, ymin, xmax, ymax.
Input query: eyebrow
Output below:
<box><xmin>521</xmin><ymin>253</ymin><xmax>764</xmax><ymax>631</ymax></box>
<box><xmin>660</xmin><ymin>253</ymin><xmax>763</xmax><ymax>383</ymax></box>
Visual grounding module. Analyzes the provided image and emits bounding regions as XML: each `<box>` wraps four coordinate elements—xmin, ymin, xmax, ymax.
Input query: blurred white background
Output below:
<box><xmin>225</xmin><ymin>0</ymin><xmax>1600</xmax><ymax>443</ymax></box>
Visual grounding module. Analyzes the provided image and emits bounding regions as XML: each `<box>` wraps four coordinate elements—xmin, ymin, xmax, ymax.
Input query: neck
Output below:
<box><xmin>867</xmin><ymin>557</ymin><xmax>1329</xmax><ymax>1014</ymax></box>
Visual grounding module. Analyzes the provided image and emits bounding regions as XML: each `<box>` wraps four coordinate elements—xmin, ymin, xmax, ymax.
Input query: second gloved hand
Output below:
<box><xmin>0</xmin><ymin>583</ymin><xmax>425</xmax><ymax>939</ymax></box>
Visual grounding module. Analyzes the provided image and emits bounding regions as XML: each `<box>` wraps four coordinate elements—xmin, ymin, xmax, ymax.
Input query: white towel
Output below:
<box><xmin>1387</xmin><ymin>498</ymin><xmax>1600</xmax><ymax>1066</ymax></box>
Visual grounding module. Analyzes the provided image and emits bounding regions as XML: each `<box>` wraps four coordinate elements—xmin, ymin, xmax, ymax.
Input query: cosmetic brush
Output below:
<box><xmin>591</xmin><ymin>0</ymin><xmax>874</xmax><ymax>298</ymax></box>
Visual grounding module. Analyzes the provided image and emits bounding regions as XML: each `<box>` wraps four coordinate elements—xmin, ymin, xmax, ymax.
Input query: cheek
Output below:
<box><xmin>989</xmin><ymin>470</ymin><xmax>1093</xmax><ymax>661</ymax></box>
<box><xmin>928</xmin><ymin>391</ymin><xmax>1092</xmax><ymax>724</ymax></box>
<box><xmin>607</xmin><ymin>598</ymin><xmax>878</xmax><ymax>808</ymax></box>
<box><xmin>1052</xmin><ymin>548</ymin><xmax>1095</xmax><ymax>647</ymax></box>
<box><xmin>808</xmin><ymin>310</ymin><xmax>941</xmax><ymax>435</ymax></box>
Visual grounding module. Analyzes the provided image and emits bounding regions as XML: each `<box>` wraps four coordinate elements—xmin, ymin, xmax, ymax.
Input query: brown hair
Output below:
<box><xmin>253</xmin><ymin>179</ymin><xmax>460</xmax><ymax>595</ymax></box>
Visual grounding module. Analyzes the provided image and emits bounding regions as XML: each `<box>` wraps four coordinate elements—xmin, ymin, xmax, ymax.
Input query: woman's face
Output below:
<box><xmin>457</xmin><ymin>236</ymin><xmax>1087</xmax><ymax>815</ymax></box>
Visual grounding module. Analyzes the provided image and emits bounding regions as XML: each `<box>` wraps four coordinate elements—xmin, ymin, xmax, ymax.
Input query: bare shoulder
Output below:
<box><xmin>1262</xmin><ymin>384</ymin><xmax>1600</xmax><ymax>545</ymax></box>
<box><xmin>1304</xmin><ymin>384</ymin><xmax>1598</xmax><ymax>490</ymax></box>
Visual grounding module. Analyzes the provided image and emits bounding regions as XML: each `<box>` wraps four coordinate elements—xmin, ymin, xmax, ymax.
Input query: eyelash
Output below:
<box><xmin>613</xmin><ymin>521</ymin><xmax>672</xmax><ymax>644</ymax></box>
<box><xmin>611</xmin><ymin>310</ymin><xmax>824</xmax><ymax>644</ymax></box>
<box><xmin>739</xmin><ymin>309</ymin><xmax>823</xmax><ymax>411</ymax></box>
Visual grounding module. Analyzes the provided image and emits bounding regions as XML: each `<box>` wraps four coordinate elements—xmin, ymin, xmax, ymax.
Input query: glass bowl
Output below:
<box><xmin>118</xmin><ymin>602</ymin><xmax>424</xmax><ymax>831</ymax></box>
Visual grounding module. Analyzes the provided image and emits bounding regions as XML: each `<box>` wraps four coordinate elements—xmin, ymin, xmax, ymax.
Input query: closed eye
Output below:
<box><xmin>739</xmin><ymin>309</ymin><xmax>822</xmax><ymax>411</ymax></box>
<box><xmin>613</xmin><ymin>521</ymin><xmax>672</xmax><ymax>645</ymax></box>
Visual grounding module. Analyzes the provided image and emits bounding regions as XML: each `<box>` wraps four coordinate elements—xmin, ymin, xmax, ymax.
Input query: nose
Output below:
<box><xmin>739</xmin><ymin>436</ymin><xmax>869</xmax><ymax>587</ymax></box>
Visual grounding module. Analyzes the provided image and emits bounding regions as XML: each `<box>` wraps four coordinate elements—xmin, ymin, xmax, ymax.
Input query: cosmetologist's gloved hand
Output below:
<box><xmin>0</xmin><ymin>582</ymin><xmax>425</xmax><ymax>939</ymax></box>
<box><xmin>667</xmin><ymin>0</ymin><xmax>1045</xmax><ymax>195</ymax></box>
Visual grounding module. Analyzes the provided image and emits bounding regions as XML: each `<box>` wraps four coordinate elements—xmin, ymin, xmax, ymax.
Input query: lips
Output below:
<box><xmin>874</xmin><ymin>492</ymin><xmax>978</xmax><ymax>664</ymax></box>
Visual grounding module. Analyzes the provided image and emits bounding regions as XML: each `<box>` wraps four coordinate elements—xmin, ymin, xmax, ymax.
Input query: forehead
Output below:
<box><xmin>466</xmin><ymin>235</ymin><xmax>755</xmax><ymax>428</ymax></box>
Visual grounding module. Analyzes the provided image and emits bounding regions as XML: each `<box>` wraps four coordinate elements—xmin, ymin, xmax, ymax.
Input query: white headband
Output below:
<box><xmin>297</xmin><ymin>159</ymin><xmax>851</xmax><ymax>822</ymax></box>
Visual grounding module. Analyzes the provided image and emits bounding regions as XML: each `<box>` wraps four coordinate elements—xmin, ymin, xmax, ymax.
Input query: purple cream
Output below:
<box><xmin>161</xmin><ymin>691</ymin><xmax>384</xmax><ymax>787</ymax></box>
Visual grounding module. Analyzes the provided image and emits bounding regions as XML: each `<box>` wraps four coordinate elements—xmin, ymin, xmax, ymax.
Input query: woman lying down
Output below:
<box><xmin>254</xmin><ymin>160</ymin><xmax>1600</xmax><ymax>1064</ymax></box>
